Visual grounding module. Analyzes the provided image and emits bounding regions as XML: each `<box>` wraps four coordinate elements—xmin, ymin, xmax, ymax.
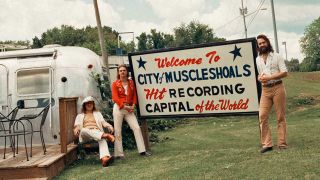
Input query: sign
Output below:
<box><xmin>129</xmin><ymin>38</ymin><xmax>260</xmax><ymax>119</ymax></box>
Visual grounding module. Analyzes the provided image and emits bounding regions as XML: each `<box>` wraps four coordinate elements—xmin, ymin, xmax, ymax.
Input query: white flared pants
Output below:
<box><xmin>113</xmin><ymin>104</ymin><xmax>146</xmax><ymax>156</ymax></box>
<box><xmin>79</xmin><ymin>128</ymin><xmax>110</xmax><ymax>159</ymax></box>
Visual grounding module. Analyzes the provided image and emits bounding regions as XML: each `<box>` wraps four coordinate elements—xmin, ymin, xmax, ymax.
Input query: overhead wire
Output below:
<box><xmin>247</xmin><ymin>0</ymin><xmax>264</xmax><ymax>26</ymax></box>
<box><xmin>247</xmin><ymin>0</ymin><xmax>266</xmax><ymax>27</ymax></box>
<box><xmin>213</xmin><ymin>0</ymin><xmax>265</xmax><ymax>37</ymax></box>
<box><xmin>214</xmin><ymin>15</ymin><xmax>242</xmax><ymax>32</ymax></box>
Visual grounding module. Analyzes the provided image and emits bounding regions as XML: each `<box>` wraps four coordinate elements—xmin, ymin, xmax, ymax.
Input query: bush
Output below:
<box><xmin>148</xmin><ymin>118</ymin><xmax>183</xmax><ymax>132</ymax></box>
<box><xmin>292</xmin><ymin>97</ymin><xmax>315</xmax><ymax>106</ymax></box>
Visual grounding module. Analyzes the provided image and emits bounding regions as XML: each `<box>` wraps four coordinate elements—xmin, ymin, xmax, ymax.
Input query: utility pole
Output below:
<box><xmin>270</xmin><ymin>0</ymin><xmax>279</xmax><ymax>53</ymax></box>
<box><xmin>117</xmin><ymin>32</ymin><xmax>135</xmax><ymax>55</ymax></box>
<box><xmin>117</xmin><ymin>32</ymin><xmax>135</xmax><ymax>49</ymax></box>
<box><xmin>93</xmin><ymin>0</ymin><xmax>110</xmax><ymax>77</ymax></box>
<box><xmin>282</xmin><ymin>41</ymin><xmax>288</xmax><ymax>60</ymax></box>
<box><xmin>240</xmin><ymin>0</ymin><xmax>248</xmax><ymax>38</ymax></box>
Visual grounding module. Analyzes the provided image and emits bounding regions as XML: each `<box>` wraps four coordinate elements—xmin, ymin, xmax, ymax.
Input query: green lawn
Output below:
<box><xmin>55</xmin><ymin>72</ymin><xmax>320</xmax><ymax>180</ymax></box>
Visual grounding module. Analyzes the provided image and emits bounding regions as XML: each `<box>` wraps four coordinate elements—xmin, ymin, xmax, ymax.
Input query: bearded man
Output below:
<box><xmin>256</xmin><ymin>34</ymin><xmax>288</xmax><ymax>153</ymax></box>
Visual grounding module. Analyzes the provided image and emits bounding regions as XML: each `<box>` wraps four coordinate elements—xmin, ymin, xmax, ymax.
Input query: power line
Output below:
<box><xmin>247</xmin><ymin>0</ymin><xmax>263</xmax><ymax>25</ymax></box>
<box><xmin>215</xmin><ymin>15</ymin><xmax>242</xmax><ymax>32</ymax></box>
<box><xmin>213</xmin><ymin>0</ymin><xmax>266</xmax><ymax>37</ymax></box>
<box><xmin>247</xmin><ymin>0</ymin><xmax>266</xmax><ymax>27</ymax></box>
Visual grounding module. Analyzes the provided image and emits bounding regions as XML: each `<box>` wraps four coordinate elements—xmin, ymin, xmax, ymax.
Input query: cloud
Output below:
<box><xmin>200</xmin><ymin>0</ymin><xmax>243</xmax><ymax>38</ymax></box>
<box><xmin>0</xmin><ymin>0</ymin><xmax>121</xmax><ymax>41</ymax></box>
<box><xmin>275</xmin><ymin>4</ymin><xmax>320</xmax><ymax>23</ymax></box>
<box><xmin>277</xmin><ymin>31</ymin><xmax>304</xmax><ymax>61</ymax></box>
<box><xmin>145</xmin><ymin>0</ymin><xmax>206</xmax><ymax>21</ymax></box>
<box><xmin>1</xmin><ymin>0</ymin><xmax>316</xmax><ymax>61</ymax></box>
<box><xmin>131</xmin><ymin>0</ymin><xmax>314</xmax><ymax>60</ymax></box>
<box><xmin>119</xmin><ymin>20</ymin><xmax>160</xmax><ymax>42</ymax></box>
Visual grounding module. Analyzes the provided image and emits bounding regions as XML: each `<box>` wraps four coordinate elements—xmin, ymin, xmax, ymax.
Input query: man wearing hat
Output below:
<box><xmin>74</xmin><ymin>96</ymin><xmax>115</xmax><ymax>167</ymax></box>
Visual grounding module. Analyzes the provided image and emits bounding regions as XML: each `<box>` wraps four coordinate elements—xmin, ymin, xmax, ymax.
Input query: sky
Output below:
<box><xmin>0</xmin><ymin>0</ymin><xmax>319</xmax><ymax>61</ymax></box>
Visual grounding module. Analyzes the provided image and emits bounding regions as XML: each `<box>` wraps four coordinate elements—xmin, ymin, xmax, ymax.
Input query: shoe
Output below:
<box><xmin>101</xmin><ymin>133</ymin><xmax>115</xmax><ymax>143</ymax></box>
<box><xmin>101</xmin><ymin>156</ymin><xmax>114</xmax><ymax>167</ymax></box>
<box><xmin>115</xmin><ymin>156</ymin><xmax>125</xmax><ymax>160</ymax></box>
<box><xmin>140</xmin><ymin>151</ymin><xmax>152</xmax><ymax>156</ymax></box>
<box><xmin>278</xmin><ymin>146</ymin><xmax>287</xmax><ymax>150</ymax></box>
<box><xmin>260</xmin><ymin>146</ymin><xmax>273</xmax><ymax>153</ymax></box>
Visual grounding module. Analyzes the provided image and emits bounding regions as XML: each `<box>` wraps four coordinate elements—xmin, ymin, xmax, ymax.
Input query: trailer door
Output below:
<box><xmin>0</xmin><ymin>64</ymin><xmax>8</xmax><ymax>107</ymax></box>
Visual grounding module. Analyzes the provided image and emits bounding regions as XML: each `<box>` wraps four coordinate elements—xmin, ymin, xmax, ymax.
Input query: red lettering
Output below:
<box><xmin>194</xmin><ymin>99</ymin><xmax>249</xmax><ymax>112</ymax></box>
<box><xmin>155</xmin><ymin>58</ymin><xmax>163</xmax><ymax>68</ymax></box>
<box><xmin>154</xmin><ymin>56</ymin><xmax>203</xmax><ymax>68</ymax></box>
<box><xmin>195</xmin><ymin>100</ymin><xmax>205</xmax><ymax>113</ymax></box>
<box><xmin>214</xmin><ymin>55</ymin><xmax>221</xmax><ymax>62</ymax></box>
<box><xmin>206</xmin><ymin>50</ymin><xmax>221</xmax><ymax>64</ymax></box>
<box><xmin>144</xmin><ymin>88</ymin><xmax>167</xmax><ymax>100</ymax></box>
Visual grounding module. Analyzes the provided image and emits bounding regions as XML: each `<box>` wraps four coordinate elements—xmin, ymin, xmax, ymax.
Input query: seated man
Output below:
<box><xmin>73</xmin><ymin>96</ymin><xmax>115</xmax><ymax>167</ymax></box>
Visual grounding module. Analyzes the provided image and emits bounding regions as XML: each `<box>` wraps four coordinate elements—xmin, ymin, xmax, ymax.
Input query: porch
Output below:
<box><xmin>0</xmin><ymin>144</ymin><xmax>77</xmax><ymax>179</ymax></box>
<box><xmin>0</xmin><ymin>97</ymin><xmax>79</xmax><ymax>179</ymax></box>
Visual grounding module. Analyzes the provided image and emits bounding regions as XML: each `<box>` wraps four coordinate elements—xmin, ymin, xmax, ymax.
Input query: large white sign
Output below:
<box><xmin>129</xmin><ymin>39</ymin><xmax>260</xmax><ymax>118</ymax></box>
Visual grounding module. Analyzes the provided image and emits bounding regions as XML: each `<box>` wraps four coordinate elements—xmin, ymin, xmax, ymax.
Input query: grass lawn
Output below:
<box><xmin>55</xmin><ymin>72</ymin><xmax>320</xmax><ymax>180</ymax></box>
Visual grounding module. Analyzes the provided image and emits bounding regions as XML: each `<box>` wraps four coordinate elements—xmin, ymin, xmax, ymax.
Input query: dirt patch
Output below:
<box><xmin>295</xmin><ymin>106</ymin><xmax>307</xmax><ymax>112</ymax></box>
<box><xmin>301</xmin><ymin>94</ymin><xmax>320</xmax><ymax>100</ymax></box>
<box><xmin>291</xmin><ymin>95</ymin><xmax>320</xmax><ymax>113</ymax></box>
<box><xmin>303</xmin><ymin>73</ymin><xmax>320</xmax><ymax>82</ymax></box>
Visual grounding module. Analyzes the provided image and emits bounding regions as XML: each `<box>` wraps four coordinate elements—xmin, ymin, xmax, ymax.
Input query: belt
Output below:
<box><xmin>263</xmin><ymin>80</ymin><xmax>282</xmax><ymax>87</ymax></box>
<box><xmin>86</xmin><ymin>127</ymin><xmax>99</xmax><ymax>130</ymax></box>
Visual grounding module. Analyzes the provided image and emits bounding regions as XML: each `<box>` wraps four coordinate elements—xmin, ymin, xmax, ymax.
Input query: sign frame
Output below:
<box><xmin>128</xmin><ymin>38</ymin><xmax>261</xmax><ymax>119</ymax></box>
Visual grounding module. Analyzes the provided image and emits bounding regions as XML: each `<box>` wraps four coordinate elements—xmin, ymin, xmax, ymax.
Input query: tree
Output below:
<box><xmin>31</xmin><ymin>25</ymin><xmax>133</xmax><ymax>55</ymax></box>
<box><xmin>119</xmin><ymin>41</ymin><xmax>135</xmax><ymax>54</ymax></box>
<box><xmin>163</xmin><ymin>34</ymin><xmax>175</xmax><ymax>48</ymax></box>
<box><xmin>174</xmin><ymin>20</ymin><xmax>225</xmax><ymax>47</ymax></box>
<box><xmin>285</xmin><ymin>58</ymin><xmax>299</xmax><ymax>72</ymax></box>
<box><xmin>300</xmin><ymin>16</ymin><xmax>320</xmax><ymax>71</ymax></box>
<box><xmin>136</xmin><ymin>21</ymin><xmax>225</xmax><ymax>51</ymax></box>
<box><xmin>31</xmin><ymin>36</ymin><xmax>42</xmax><ymax>48</ymax></box>
<box><xmin>299</xmin><ymin>57</ymin><xmax>319</xmax><ymax>72</ymax></box>
<box><xmin>147</xmin><ymin>29</ymin><xmax>174</xmax><ymax>49</ymax></box>
<box><xmin>137</xmin><ymin>32</ymin><xmax>149</xmax><ymax>51</ymax></box>
<box><xmin>148</xmin><ymin>29</ymin><xmax>165</xmax><ymax>49</ymax></box>
<box><xmin>136</xmin><ymin>30</ymin><xmax>174</xmax><ymax>51</ymax></box>
<box><xmin>0</xmin><ymin>40</ymin><xmax>30</xmax><ymax>50</ymax></box>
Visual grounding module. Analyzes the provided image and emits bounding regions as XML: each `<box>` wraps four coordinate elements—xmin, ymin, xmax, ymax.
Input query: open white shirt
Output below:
<box><xmin>256</xmin><ymin>52</ymin><xmax>287</xmax><ymax>84</ymax></box>
<box><xmin>123</xmin><ymin>84</ymin><xmax>128</xmax><ymax>95</ymax></box>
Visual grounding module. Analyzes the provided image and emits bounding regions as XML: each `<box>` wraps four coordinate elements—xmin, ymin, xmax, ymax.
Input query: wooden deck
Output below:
<box><xmin>0</xmin><ymin>144</ymin><xmax>77</xmax><ymax>179</ymax></box>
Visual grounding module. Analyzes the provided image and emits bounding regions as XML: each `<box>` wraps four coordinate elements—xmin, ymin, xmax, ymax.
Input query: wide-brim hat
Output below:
<box><xmin>82</xmin><ymin>96</ymin><xmax>95</xmax><ymax>105</ymax></box>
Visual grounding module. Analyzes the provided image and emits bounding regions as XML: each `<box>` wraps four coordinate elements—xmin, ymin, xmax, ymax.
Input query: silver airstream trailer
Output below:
<box><xmin>0</xmin><ymin>45</ymin><xmax>104</xmax><ymax>145</ymax></box>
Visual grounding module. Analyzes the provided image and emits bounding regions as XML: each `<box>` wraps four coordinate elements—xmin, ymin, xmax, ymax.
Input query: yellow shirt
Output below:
<box><xmin>83</xmin><ymin>114</ymin><xmax>99</xmax><ymax>129</ymax></box>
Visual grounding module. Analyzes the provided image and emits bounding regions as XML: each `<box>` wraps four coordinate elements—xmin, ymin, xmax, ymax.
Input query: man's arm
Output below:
<box><xmin>73</xmin><ymin>114</ymin><xmax>82</xmax><ymax>137</ymax></box>
<box><xmin>259</xmin><ymin>71</ymin><xmax>287</xmax><ymax>83</ymax></box>
<box><xmin>259</xmin><ymin>54</ymin><xmax>288</xmax><ymax>83</ymax></box>
<box><xmin>73</xmin><ymin>125</ymin><xmax>80</xmax><ymax>137</ymax></box>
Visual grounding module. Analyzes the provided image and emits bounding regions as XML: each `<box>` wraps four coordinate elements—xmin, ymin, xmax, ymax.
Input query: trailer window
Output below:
<box><xmin>17</xmin><ymin>68</ymin><xmax>51</xmax><ymax>95</ymax></box>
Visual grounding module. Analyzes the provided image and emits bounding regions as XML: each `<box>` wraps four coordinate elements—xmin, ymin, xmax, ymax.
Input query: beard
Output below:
<box><xmin>259</xmin><ymin>46</ymin><xmax>269</xmax><ymax>54</ymax></box>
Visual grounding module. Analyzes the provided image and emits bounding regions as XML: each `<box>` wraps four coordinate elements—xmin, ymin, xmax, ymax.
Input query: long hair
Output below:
<box><xmin>81</xmin><ymin>101</ymin><xmax>97</xmax><ymax>113</ymax></box>
<box><xmin>117</xmin><ymin>64</ymin><xmax>129</xmax><ymax>79</ymax></box>
<box><xmin>256</xmin><ymin>34</ymin><xmax>274</xmax><ymax>55</ymax></box>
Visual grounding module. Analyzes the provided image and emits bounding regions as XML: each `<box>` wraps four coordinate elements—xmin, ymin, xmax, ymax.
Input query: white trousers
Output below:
<box><xmin>113</xmin><ymin>104</ymin><xmax>146</xmax><ymax>156</ymax></box>
<box><xmin>79</xmin><ymin>128</ymin><xmax>110</xmax><ymax>159</ymax></box>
